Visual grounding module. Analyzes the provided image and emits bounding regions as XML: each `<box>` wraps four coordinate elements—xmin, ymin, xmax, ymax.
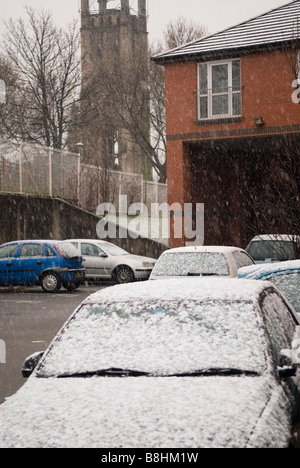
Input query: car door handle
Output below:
<box><xmin>36</xmin><ymin>261</ymin><xmax>42</xmax><ymax>265</ymax></box>
<box><xmin>6</xmin><ymin>262</ymin><xmax>12</xmax><ymax>267</ymax></box>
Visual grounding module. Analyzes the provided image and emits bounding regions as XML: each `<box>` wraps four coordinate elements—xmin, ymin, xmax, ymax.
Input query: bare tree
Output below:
<box><xmin>1</xmin><ymin>7</ymin><xmax>84</xmax><ymax>149</ymax></box>
<box><xmin>163</xmin><ymin>15</ymin><xmax>208</xmax><ymax>50</ymax></box>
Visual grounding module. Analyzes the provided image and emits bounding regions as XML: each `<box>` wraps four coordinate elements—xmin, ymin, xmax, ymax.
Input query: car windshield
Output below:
<box><xmin>100</xmin><ymin>243</ymin><xmax>129</xmax><ymax>256</ymax></box>
<box><xmin>268</xmin><ymin>273</ymin><xmax>300</xmax><ymax>315</ymax></box>
<box><xmin>152</xmin><ymin>252</ymin><xmax>230</xmax><ymax>277</ymax></box>
<box><xmin>248</xmin><ymin>241</ymin><xmax>296</xmax><ymax>262</ymax></box>
<box><xmin>37</xmin><ymin>299</ymin><xmax>266</xmax><ymax>378</ymax></box>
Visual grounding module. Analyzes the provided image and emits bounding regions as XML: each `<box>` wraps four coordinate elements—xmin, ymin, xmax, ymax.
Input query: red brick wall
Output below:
<box><xmin>164</xmin><ymin>49</ymin><xmax>299</xmax><ymax>138</ymax></box>
<box><xmin>164</xmin><ymin>48</ymin><xmax>300</xmax><ymax>248</ymax></box>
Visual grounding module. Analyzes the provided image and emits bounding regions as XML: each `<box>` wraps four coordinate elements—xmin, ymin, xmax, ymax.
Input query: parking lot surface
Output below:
<box><xmin>0</xmin><ymin>283</ymin><xmax>110</xmax><ymax>404</ymax></box>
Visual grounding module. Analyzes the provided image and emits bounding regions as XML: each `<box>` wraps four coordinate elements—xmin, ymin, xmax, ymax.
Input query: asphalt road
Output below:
<box><xmin>0</xmin><ymin>283</ymin><xmax>110</xmax><ymax>404</ymax></box>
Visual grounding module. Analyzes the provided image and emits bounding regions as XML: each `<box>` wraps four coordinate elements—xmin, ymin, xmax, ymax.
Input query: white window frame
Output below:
<box><xmin>197</xmin><ymin>58</ymin><xmax>242</xmax><ymax>121</ymax></box>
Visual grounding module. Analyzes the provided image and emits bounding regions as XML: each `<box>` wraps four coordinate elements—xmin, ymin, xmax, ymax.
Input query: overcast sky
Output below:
<box><xmin>0</xmin><ymin>0</ymin><xmax>292</xmax><ymax>42</ymax></box>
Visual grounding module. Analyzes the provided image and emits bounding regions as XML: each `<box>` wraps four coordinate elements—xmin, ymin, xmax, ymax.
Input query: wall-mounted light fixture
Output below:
<box><xmin>254</xmin><ymin>116</ymin><xmax>265</xmax><ymax>127</ymax></box>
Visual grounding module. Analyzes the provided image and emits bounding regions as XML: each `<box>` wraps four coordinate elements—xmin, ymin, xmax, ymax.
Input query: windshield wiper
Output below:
<box><xmin>187</xmin><ymin>272</ymin><xmax>218</xmax><ymax>277</ymax></box>
<box><xmin>170</xmin><ymin>368</ymin><xmax>260</xmax><ymax>377</ymax></box>
<box><xmin>57</xmin><ymin>368</ymin><xmax>152</xmax><ymax>378</ymax></box>
<box><xmin>56</xmin><ymin>367</ymin><xmax>260</xmax><ymax>379</ymax></box>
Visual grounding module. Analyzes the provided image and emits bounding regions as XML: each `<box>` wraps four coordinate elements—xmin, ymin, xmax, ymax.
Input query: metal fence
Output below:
<box><xmin>0</xmin><ymin>140</ymin><xmax>80</xmax><ymax>201</ymax></box>
<box><xmin>0</xmin><ymin>140</ymin><xmax>167</xmax><ymax>211</ymax></box>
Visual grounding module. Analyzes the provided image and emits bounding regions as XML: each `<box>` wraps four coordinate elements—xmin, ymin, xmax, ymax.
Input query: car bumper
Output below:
<box><xmin>134</xmin><ymin>268</ymin><xmax>153</xmax><ymax>280</ymax></box>
<box><xmin>58</xmin><ymin>268</ymin><xmax>85</xmax><ymax>283</ymax></box>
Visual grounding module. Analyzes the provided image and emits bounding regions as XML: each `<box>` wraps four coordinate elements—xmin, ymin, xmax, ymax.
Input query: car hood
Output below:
<box><xmin>0</xmin><ymin>375</ymin><xmax>290</xmax><ymax>448</ymax></box>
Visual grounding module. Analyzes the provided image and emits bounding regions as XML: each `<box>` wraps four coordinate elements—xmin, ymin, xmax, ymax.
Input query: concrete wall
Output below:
<box><xmin>0</xmin><ymin>194</ymin><xmax>168</xmax><ymax>259</ymax></box>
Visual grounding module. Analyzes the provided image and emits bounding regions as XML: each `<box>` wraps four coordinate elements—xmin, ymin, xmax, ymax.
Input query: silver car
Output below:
<box><xmin>65</xmin><ymin>239</ymin><xmax>156</xmax><ymax>284</ymax></box>
<box><xmin>1</xmin><ymin>278</ymin><xmax>300</xmax><ymax>448</ymax></box>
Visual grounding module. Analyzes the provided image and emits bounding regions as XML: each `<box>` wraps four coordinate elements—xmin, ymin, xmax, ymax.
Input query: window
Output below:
<box><xmin>153</xmin><ymin>252</ymin><xmax>230</xmax><ymax>277</ymax></box>
<box><xmin>45</xmin><ymin>245</ymin><xmax>55</xmax><ymax>257</ymax></box>
<box><xmin>198</xmin><ymin>59</ymin><xmax>241</xmax><ymax>120</ymax></box>
<box><xmin>261</xmin><ymin>291</ymin><xmax>296</xmax><ymax>365</ymax></box>
<box><xmin>19</xmin><ymin>243</ymin><xmax>44</xmax><ymax>258</ymax></box>
<box><xmin>0</xmin><ymin>244</ymin><xmax>18</xmax><ymax>259</ymax></box>
<box><xmin>81</xmin><ymin>243</ymin><xmax>105</xmax><ymax>257</ymax></box>
<box><xmin>233</xmin><ymin>251</ymin><xmax>254</xmax><ymax>269</ymax></box>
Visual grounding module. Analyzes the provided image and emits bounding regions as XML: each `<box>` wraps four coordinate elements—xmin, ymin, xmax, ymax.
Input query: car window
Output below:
<box><xmin>268</xmin><ymin>273</ymin><xmax>300</xmax><ymax>315</ymax></box>
<box><xmin>38</xmin><ymin>299</ymin><xmax>266</xmax><ymax>378</ymax></box>
<box><xmin>0</xmin><ymin>244</ymin><xmax>18</xmax><ymax>259</ymax></box>
<box><xmin>233</xmin><ymin>251</ymin><xmax>254</xmax><ymax>269</ymax></box>
<box><xmin>45</xmin><ymin>245</ymin><xmax>56</xmax><ymax>257</ymax></box>
<box><xmin>100</xmin><ymin>243</ymin><xmax>128</xmax><ymax>256</ymax></box>
<box><xmin>248</xmin><ymin>241</ymin><xmax>295</xmax><ymax>262</ymax></box>
<box><xmin>152</xmin><ymin>252</ymin><xmax>230</xmax><ymax>277</ymax></box>
<box><xmin>261</xmin><ymin>291</ymin><xmax>296</xmax><ymax>365</ymax></box>
<box><xmin>19</xmin><ymin>243</ymin><xmax>44</xmax><ymax>258</ymax></box>
<box><xmin>81</xmin><ymin>243</ymin><xmax>105</xmax><ymax>257</ymax></box>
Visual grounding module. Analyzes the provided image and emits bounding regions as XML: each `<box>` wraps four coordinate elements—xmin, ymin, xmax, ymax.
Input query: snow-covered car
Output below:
<box><xmin>1</xmin><ymin>278</ymin><xmax>300</xmax><ymax>448</ymax></box>
<box><xmin>246</xmin><ymin>235</ymin><xmax>300</xmax><ymax>264</ymax></box>
<box><xmin>149</xmin><ymin>246</ymin><xmax>254</xmax><ymax>279</ymax></box>
<box><xmin>0</xmin><ymin>240</ymin><xmax>85</xmax><ymax>292</ymax></box>
<box><xmin>239</xmin><ymin>260</ymin><xmax>300</xmax><ymax>317</ymax></box>
<box><xmin>64</xmin><ymin>239</ymin><xmax>157</xmax><ymax>283</ymax></box>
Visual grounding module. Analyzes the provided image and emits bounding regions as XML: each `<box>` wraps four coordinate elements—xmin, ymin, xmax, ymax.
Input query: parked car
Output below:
<box><xmin>246</xmin><ymin>235</ymin><xmax>300</xmax><ymax>264</ymax></box>
<box><xmin>149</xmin><ymin>246</ymin><xmax>254</xmax><ymax>279</ymax></box>
<box><xmin>65</xmin><ymin>239</ymin><xmax>156</xmax><ymax>284</ymax></box>
<box><xmin>1</xmin><ymin>278</ymin><xmax>299</xmax><ymax>448</ymax></box>
<box><xmin>0</xmin><ymin>240</ymin><xmax>85</xmax><ymax>293</ymax></box>
<box><xmin>239</xmin><ymin>260</ymin><xmax>300</xmax><ymax>317</ymax></box>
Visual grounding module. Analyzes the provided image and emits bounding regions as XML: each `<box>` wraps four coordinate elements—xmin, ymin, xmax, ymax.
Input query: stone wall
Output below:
<box><xmin>0</xmin><ymin>194</ymin><xmax>168</xmax><ymax>259</ymax></box>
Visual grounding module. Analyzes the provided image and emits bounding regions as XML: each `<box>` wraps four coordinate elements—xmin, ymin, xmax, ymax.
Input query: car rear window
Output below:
<box><xmin>152</xmin><ymin>252</ymin><xmax>230</xmax><ymax>277</ymax></box>
<box><xmin>55</xmin><ymin>242</ymin><xmax>80</xmax><ymax>259</ymax></box>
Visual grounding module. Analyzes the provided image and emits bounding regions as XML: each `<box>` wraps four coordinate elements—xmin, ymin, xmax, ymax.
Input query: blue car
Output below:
<box><xmin>0</xmin><ymin>241</ymin><xmax>85</xmax><ymax>293</ymax></box>
<box><xmin>238</xmin><ymin>260</ymin><xmax>300</xmax><ymax>316</ymax></box>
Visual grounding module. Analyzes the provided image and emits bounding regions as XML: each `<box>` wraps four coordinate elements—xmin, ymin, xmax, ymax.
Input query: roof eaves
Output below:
<box><xmin>152</xmin><ymin>39</ymin><xmax>295</xmax><ymax>65</ymax></box>
<box><xmin>152</xmin><ymin>0</ymin><xmax>300</xmax><ymax>65</ymax></box>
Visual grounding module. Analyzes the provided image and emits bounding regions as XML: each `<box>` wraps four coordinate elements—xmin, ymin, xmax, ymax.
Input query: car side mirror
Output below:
<box><xmin>99</xmin><ymin>253</ymin><xmax>108</xmax><ymax>258</ymax></box>
<box><xmin>22</xmin><ymin>351</ymin><xmax>44</xmax><ymax>378</ymax></box>
<box><xmin>278</xmin><ymin>354</ymin><xmax>297</xmax><ymax>379</ymax></box>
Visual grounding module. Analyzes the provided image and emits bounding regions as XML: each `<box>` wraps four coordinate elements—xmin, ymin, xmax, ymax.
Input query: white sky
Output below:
<box><xmin>0</xmin><ymin>0</ymin><xmax>292</xmax><ymax>42</ymax></box>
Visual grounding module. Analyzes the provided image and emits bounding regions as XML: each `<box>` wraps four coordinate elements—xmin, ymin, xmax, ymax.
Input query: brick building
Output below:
<box><xmin>153</xmin><ymin>0</ymin><xmax>300</xmax><ymax>248</ymax></box>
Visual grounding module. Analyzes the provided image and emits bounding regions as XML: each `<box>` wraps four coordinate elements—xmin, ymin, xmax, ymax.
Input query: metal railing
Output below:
<box><xmin>0</xmin><ymin>140</ymin><xmax>167</xmax><ymax>212</ymax></box>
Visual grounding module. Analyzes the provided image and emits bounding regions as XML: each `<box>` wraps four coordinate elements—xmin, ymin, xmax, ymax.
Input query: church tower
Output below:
<box><xmin>80</xmin><ymin>0</ymin><xmax>149</xmax><ymax>177</ymax></box>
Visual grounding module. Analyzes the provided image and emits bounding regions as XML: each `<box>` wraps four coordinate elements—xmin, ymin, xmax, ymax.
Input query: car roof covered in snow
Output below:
<box><xmin>249</xmin><ymin>235</ymin><xmax>300</xmax><ymax>242</ymax></box>
<box><xmin>160</xmin><ymin>246</ymin><xmax>245</xmax><ymax>254</ymax></box>
<box><xmin>83</xmin><ymin>277</ymin><xmax>273</xmax><ymax>305</ymax></box>
<box><xmin>239</xmin><ymin>260</ymin><xmax>300</xmax><ymax>280</ymax></box>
